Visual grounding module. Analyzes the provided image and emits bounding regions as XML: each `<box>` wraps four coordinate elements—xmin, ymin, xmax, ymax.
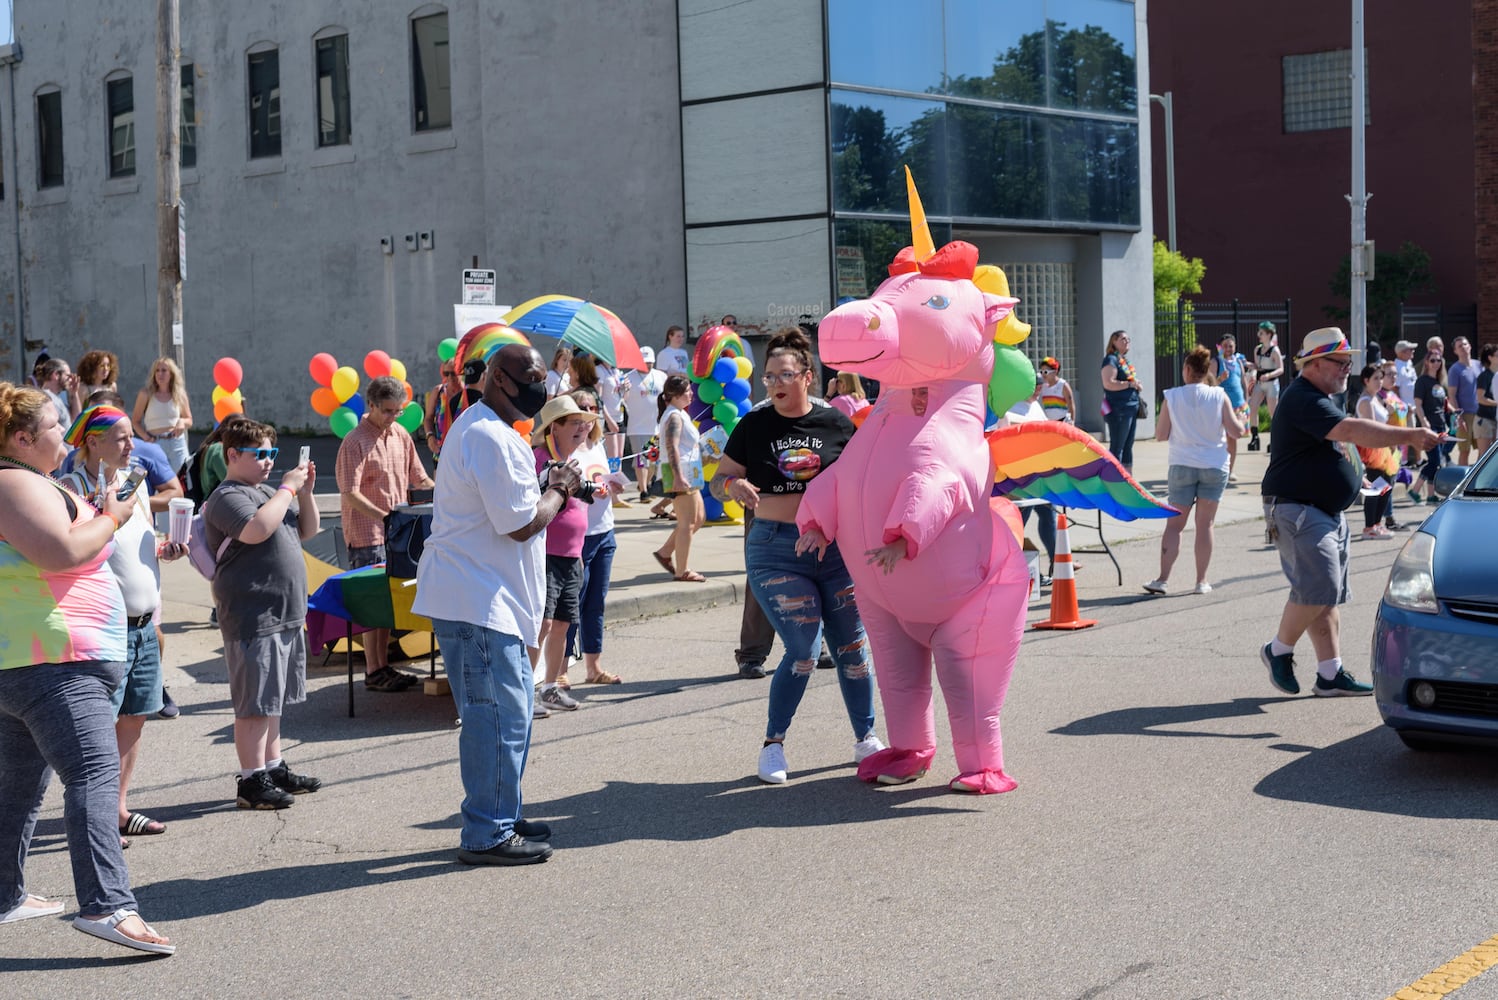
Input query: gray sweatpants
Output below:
<box><xmin>0</xmin><ymin>659</ymin><xmax>137</xmax><ymax>917</ymax></box>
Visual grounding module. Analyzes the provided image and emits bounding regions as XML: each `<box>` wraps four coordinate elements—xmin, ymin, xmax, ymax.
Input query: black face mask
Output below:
<box><xmin>501</xmin><ymin>369</ymin><xmax>548</xmax><ymax>418</ymax></box>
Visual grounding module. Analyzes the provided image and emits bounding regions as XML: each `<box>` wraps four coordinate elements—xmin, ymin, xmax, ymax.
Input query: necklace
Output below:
<box><xmin>0</xmin><ymin>454</ymin><xmax>50</xmax><ymax>477</ymax></box>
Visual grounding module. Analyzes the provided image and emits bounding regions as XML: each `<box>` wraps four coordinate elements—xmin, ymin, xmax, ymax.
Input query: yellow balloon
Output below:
<box><xmin>702</xmin><ymin>461</ymin><xmax>719</xmax><ymax>483</ymax></box>
<box><xmin>331</xmin><ymin>366</ymin><xmax>360</xmax><ymax>403</ymax></box>
<box><xmin>735</xmin><ymin>357</ymin><xmax>752</xmax><ymax>380</ymax></box>
<box><xmin>389</xmin><ymin>358</ymin><xmax>407</xmax><ymax>382</ymax></box>
<box><xmin>722</xmin><ymin>499</ymin><xmax>745</xmax><ymax>521</ymax></box>
<box><xmin>211</xmin><ymin>385</ymin><xmax>227</xmax><ymax>403</ymax></box>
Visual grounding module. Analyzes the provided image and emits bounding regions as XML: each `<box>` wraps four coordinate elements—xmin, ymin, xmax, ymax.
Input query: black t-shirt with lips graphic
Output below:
<box><xmin>723</xmin><ymin>404</ymin><xmax>855</xmax><ymax>495</ymax></box>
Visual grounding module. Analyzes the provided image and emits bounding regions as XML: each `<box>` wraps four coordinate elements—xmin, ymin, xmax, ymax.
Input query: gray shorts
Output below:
<box><xmin>1167</xmin><ymin>464</ymin><xmax>1228</xmax><ymax>507</ymax></box>
<box><xmin>1476</xmin><ymin>416</ymin><xmax>1496</xmax><ymax>440</ymax></box>
<box><xmin>224</xmin><ymin>626</ymin><xmax>308</xmax><ymax>717</ymax></box>
<box><xmin>1267</xmin><ymin>500</ymin><xmax>1350</xmax><ymax>606</ymax></box>
<box><xmin>349</xmin><ymin>543</ymin><xmax>386</xmax><ymax>569</ymax></box>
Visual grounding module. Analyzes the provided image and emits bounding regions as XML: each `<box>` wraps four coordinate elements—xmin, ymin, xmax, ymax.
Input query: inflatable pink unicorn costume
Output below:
<box><xmin>796</xmin><ymin>176</ymin><xmax>1033</xmax><ymax>794</ymax></box>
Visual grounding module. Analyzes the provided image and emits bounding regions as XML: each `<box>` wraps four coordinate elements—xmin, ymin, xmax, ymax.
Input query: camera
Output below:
<box><xmin>539</xmin><ymin>461</ymin><xmax>596</xmax><ymax>503</ymax></box>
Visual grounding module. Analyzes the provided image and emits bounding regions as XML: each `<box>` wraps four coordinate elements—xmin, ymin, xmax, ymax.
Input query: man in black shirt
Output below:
<box><xmin>1259</xmin><ymin>328</ymin><xmax>1440</xmax><ymax>697</ymax></box>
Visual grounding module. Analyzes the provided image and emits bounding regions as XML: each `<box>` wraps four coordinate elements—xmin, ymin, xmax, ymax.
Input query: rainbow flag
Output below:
<box><xmin>988</xmin><ymin>421</ymin><xmax>1177</xmax><ymax>521</ymax></box>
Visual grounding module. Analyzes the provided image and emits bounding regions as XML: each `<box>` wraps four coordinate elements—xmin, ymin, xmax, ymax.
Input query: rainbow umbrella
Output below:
<box><xmin>502</xmin><ymin>295</ymin><xmax>646</xmax><ymax>371</ymax></box>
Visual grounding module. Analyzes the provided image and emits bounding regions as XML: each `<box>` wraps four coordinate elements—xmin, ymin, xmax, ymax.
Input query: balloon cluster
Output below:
<box><xmin>211</xmin><ymin>358</ymin><xmax>245</xmax><ymax>422</ymax></box>
<box><xmin>308</xmin><ymin>351</ymin><xmax>423</xmax><ymax>438</ymax></box>
<box><xmin>690</xmin><ymin>325</ymin><xmax>753</xmax><ymax>433</ymax></box>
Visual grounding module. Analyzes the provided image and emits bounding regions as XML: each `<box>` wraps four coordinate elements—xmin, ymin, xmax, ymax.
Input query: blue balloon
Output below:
<box><xmin>735</xmin><ymin>397</ymin><xmax>752</xmax><ymax>417</ymax></box>
<box><xmin>344</xmin><ymin>393</ymin><xmax>366</xmax><ymax>417</ymax></box>
<box><xmin>723</xmin><ymin>377</ymin><xmax>751</xmax><ymax>403</ymax></box>
<box><xmin>712</xmin><ymin>357</ymin><xmax>739</xmax><ymax>383</ymax></box>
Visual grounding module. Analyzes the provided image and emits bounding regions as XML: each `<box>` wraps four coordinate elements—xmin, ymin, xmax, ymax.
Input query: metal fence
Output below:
<box><xmin>1399</xmin><ymin>304</ymin><xmax>1477</xmax><ymax>350</ymax></box>
<box><xmin>1153</xmin><ymin>299</ymin><xmax>1294</xmax><ymax>393</ymax></box>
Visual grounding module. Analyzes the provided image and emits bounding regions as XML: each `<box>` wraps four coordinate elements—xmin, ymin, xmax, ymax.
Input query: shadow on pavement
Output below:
<box><xmin>1050</xmin><ymin>697</ymin><xmax>1300</xmax><ymax>739</ymax></box>
<box><xmin>1253</xmin><ymin>725</ymin><xmax>1498</xmax><ymax>819</ymax></box>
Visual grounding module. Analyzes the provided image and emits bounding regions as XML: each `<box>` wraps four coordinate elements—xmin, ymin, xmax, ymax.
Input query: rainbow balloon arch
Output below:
<box><xmin>688</xmin><ymin>324</ymin><xmax>753</xmax><ymax>522</ymax></box>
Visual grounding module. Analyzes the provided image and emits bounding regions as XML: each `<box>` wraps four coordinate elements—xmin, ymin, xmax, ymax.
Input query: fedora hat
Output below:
<box><xmin>529</xmin><ymin>394</ymin><xmax>599</xmax><ymax>446</ymax></box>
<box><xmin>1294</xmin><ymin>327</ymin><xmax>1354</xmax><ymax>367</ymax></box>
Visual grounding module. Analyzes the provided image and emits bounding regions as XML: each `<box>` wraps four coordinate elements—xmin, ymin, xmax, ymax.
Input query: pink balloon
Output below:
<box><xmin>364</xmin><ymin>350</ymin><xmax>392</xmax><ymax>378</ymax></box>
<box><xmin>213</xmin><ymin>357</ymin><xmax>243</xmax><ymax>392</ymax></box>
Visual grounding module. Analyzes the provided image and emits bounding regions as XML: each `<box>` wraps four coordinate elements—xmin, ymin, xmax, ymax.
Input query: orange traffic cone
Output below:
<box><xmin>1032</xmin><ymin>512</ymin><xmax>1097</xmax><ymax>631</ymax></box>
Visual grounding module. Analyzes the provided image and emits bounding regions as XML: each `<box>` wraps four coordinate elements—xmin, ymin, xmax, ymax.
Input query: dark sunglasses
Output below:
<box><xmin>236</xmin><ymin>447</ymin><xmax>279</xmax><ymax>461</ymax></box>
<box><xmin>441</xmin><ymin>369</ymin><xmax>457</xmax><ymax>378</ymax></box>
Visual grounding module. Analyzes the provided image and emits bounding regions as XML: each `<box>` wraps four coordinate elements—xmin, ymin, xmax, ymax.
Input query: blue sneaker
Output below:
<box><xmin>1261</xmin><ymin>642</ymin><xmax>1299</xmax><ymax>695</ymax></box>
<box><xmin>1313</xmin><ymin>668</ymin><xmax>1374</xmax><ymax>697</ymax></box>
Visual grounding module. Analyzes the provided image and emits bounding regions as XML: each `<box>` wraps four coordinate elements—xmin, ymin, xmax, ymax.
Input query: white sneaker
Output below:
<box><xmin>1193</xmin><ymin>582</ymin><xmax>1213</xmax><ymax>594</ymax></box>
<box><xmin>532</xmin><ymin>700</ymin><xmax>551</xmax><ymax>720</ymax></box>
<box><xmin>757</xmin><ymin>743</ymin><xmax>788</xmax><ymax>784</ymax></box>
<box><xmin>1143</xmin><ymin>579</ymin><xmax>1168</xmax><ymax>595</ymax></box>
<box><xmin>853</xmin><ymin>734</ymin><xmax>886</xmax><ymax>764</ymax></box>
<box><xmin>538</xmin><ymin>684</ymin><xmax>579</xmax><ymax>712</ymax></box>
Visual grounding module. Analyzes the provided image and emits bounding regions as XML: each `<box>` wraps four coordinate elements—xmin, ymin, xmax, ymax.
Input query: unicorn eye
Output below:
<box><xmin>923</xmin><ymin>295</ymin><xmax>950</xmax><ymax>310</ymax></box>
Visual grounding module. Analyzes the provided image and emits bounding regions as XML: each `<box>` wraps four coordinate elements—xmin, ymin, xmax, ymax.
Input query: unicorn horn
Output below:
<box><xmin>904</xmin><ymin>166</ymin><xmax>936</xmax><ymax>262</ymax></box>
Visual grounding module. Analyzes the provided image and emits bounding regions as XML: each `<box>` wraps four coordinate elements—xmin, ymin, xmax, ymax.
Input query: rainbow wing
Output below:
<box><xmin>988</xmin><ymin>421</ymin><xmax>1178</xmax><ymax>520</ymax></box>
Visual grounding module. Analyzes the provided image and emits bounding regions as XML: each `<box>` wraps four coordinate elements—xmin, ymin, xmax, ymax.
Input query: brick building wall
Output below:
<box><xmin>1477</xmin><ymin>0</ymin><xmax>1498</xmax><ymax>339</ymax></box>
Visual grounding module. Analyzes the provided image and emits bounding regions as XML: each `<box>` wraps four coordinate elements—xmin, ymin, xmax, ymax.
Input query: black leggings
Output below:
<box><xmin>1363</xmin><ymin>490</ymin><xmax>1392</xmax><ymax>528</ymax></box>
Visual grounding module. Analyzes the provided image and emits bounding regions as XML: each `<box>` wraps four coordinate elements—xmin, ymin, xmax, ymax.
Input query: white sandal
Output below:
<box><xmin>73</xmin><ymin>907</ymin><xmax>176</xmax><ymax>955</ymax></box>
<box><xmin>1</xmin><ymin>894</ymin><xmax>64</xmax><ymax>924</ymax></box>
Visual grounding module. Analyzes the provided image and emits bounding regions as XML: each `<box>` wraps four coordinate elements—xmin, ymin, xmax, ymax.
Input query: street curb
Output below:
<box><xmin>603</xmin><ymin>577</ymin><xmax>747</xmax><ymax>625</ymax></box>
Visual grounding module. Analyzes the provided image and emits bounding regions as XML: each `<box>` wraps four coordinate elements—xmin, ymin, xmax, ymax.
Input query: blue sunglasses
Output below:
<box><xmin>236</xmin><ymin>447</ymin><xmax>279</xmax><ymax>461</ymax></box>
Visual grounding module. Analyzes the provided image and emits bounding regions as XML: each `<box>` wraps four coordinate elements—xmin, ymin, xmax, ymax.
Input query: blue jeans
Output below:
<box><xmin>565</xmin><ymin>530</ymin><xmax>617</xmax><ymax>656</ymax></box>
<box><xmin>1105</xmin><ymin>407</ymin><xmax>1138</xmax><ymax>468</ymax></box>
<box><xmin>1020</xmin><ymin>502</ymin><xmax>1056</xmax><ymax>566</ymax></box>
<box><xmin>745</xmin><ymin>519</ymin><xmax>876</xmax><ymax>742</ymax></box>
<box><xmin>0</xmin><ymin>659</ymin><xmax>136</xmax><ymax>917</ymax></box>
<box><xmin>431</xmin><ymin>620</ymin><xmax>532</xmax><ymax>851</ymax></box>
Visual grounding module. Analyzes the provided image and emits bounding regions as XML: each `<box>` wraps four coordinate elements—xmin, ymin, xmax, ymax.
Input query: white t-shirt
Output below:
<box><xmin>657</xmin><ymin>346</ymin><xmax>690</xmax><ymax>376</ymax></box>
<box><xmin>412</xmin><ymin>401</ymin><xmax>546</xmax><ymax>647</ymax></box>
<box><xmin>1394</xmin><ymin>357</ymin><xmax>1417</xmax><ymax>407</ymax></box>
<box><xmin>573</xmin><ymin>440</ymin><xmax>616</xmax><ymax>536</ymax></box>
<box><xmin>545</xmin><ymin>370</ymin><xmax>570</xmax><ymax>399</ymax></box>
<box><xmin>624</xmin><ymin>368</ymin><xmax>667</xmax><ymax>437</ymax></box>
<box><xmin>1163</xmin><ymin>382</ymin><xmax>1231</xmax><ymax>472</ymax></box>
<box><xmin>597</xmin><ymin>364</ymin><xmax>625</xmax><ymax>422</ymax></box>
<box><xmin>59</xmin><ymin>472</ymin><xmax>159</xmax><ymax>616</ymax></box>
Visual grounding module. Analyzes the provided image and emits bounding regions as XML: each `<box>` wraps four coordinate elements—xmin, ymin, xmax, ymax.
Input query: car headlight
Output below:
<box><xmin>1384</xmin><ymin>530</ymin><xmax>1438</xmax><ymax>614</ymax></box>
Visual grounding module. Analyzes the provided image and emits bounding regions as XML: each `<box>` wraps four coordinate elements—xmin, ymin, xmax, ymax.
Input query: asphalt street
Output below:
<box><xmin>3</xmin><ymin>440</ymin><xmax>1497</xmax><ymax>999</ymax></box>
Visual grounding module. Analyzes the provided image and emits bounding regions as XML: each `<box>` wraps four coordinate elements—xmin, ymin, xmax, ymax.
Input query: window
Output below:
<box><xmin>316</xmin><ymin>34</ymin><xmax>351</xmax><ymax>146</ymax></box>
<box><xmin>107</xmin><ymin>76</ymin><xmax>135</xmax><ymax>178</ymax></box>
<box><xmin>180</xmin><ymin>63</ymin><xmax>197</xmax><ymax>168</ymax></box>
<box><xmin>1283</xmin><ymin>49</ymin><xmax>1370</xmax><ymax>133</ymax></box>
<box><xmin>247</xmin><ymin>48</ymin><xmax>282</xmax><ymax>158</ymax></box>
<box><xmin>411</xmin><ymin>12</ymin><xmax>451</xmax><ymax>131</ymax></box>
<box><xmin>36</xmin><ymin>89</ymin><xmax>63</xmax><ymax>188</ymax></box>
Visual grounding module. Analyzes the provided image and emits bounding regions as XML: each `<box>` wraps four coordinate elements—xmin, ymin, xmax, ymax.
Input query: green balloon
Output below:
<box><xmin>438</xmin><ymin>338</ymin><xmax>459</xmax><ymax>362</ymax></box>
<box><xmin>329</xmin><ymin>407</ymin><xmax>359</xmax><ymax>438</ymax></box>
<box><xmin>988</xmin><ymin>345</ymin><xmax>1036</xmax><ymax>416</ymax></box>
<box><xmin>713</xmin><ymin>400</ymin><xmax>738</xmax><ymax>426</ymax></box>
<box><xmin>398</xmin><ymin>401</ymin><xmax>424</xmax><ymax>433</ymax></box>
<box><xmin>697</xmin><ymin>380</ymin><xmax>724</xmax><ymax>405</ymax></box>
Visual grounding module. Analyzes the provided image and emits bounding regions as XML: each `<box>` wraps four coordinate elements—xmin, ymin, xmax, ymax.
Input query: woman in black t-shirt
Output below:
<box><xmin>710</xmin><ymin>328</ymin><xmax>882</xmax><ymax>786</ymax></box>
<box><xmin>1411</xmin><ymin>352</ymin><xmax>1450</xmax><ymax>503</ymax></box>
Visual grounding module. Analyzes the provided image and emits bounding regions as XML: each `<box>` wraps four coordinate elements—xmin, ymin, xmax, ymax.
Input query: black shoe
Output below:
<box><xmin>1246</xmin><ymin>438</ymin><xmax>1260</xmax><ymax>451</ymax></box>
<box><xmin>458</xmin><ymin>832</ymin><xmax>553</xmax><ymax>866</ymax></box>
<box><xmin>816</xmin><ymin>652</ymin><xmax>835</xmax><ymax>670</ymax></box>
<box><xmin>513</xmin><ymin>819</ymin><xmax>552</xmax><ymax>840</ymax></box>
<box><xmin>209</xmin><ymin>607</ymin><xmax>218</xmax><ymax>627</ymax></box>
<box><xmin>236</xmin><ymin>771</ymin><xmax>295</xmax><ymax>810</ymax></box>
<box><xmin>737</xmin><ymin>661</ymin><xmax>767</xmax><ymax>679</ymax></box>
<box><xmin>267</xmin><ymin>761</ymin><xmax>322</xmax><ymax>795</ymax></box>
<box><xmin>157</xmin><ymin>688</ymin><xmax>180</xmax><ymax>719</ymax></box>
<box><xmin>1385</xmin><ymin>519</ymin><xmax>1407</xmax><ymax>531</ymax></box>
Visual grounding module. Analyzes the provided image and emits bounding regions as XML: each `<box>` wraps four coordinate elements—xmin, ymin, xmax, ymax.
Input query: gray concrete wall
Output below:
<box><xmin>1</xmin><ymin>0</ymin><xmax>685</xmax><ymax>427</ymax></box>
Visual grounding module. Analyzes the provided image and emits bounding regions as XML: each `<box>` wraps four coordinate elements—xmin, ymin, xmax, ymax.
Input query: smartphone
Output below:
<box><xmin>299</xmin><ymin>446</ymin><xmax>311</xmax><ymax>467</ymax></box>
<box><xmin>116</xmin><ymin>467</ymin><xmax>147</xmax><ymax>500</ymax></box>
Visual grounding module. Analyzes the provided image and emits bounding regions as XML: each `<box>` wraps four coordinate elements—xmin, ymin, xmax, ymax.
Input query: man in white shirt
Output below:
<box><xmin>413</xmin><ymin>344</ymin><xmax>581</xmax><ymax>866</ymax></box>
<box><xmin>622</xmin><ymin>346</ymin><xmax>667</xmax><ymax>500</ymax></box>
<box><xmin>1393</xmin><ymin>340</ymin><xmax>1418</xmax><ymax>409</ymax></box>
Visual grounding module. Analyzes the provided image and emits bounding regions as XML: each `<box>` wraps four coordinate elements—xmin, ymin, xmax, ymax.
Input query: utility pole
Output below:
<box><xmin>155</xmin><ymin>0</ymin><xmax>182</xmax><ymax>368</ymax></box>
<box><xmin>1149</xmin><ymin>91</ymin><xmax>1176</xmax><ymax>252</ymax></box>
<box><xmin>1348</xmin><ymin>0</ymin><xmax>1370</xmax><ymax>358</ymax></box>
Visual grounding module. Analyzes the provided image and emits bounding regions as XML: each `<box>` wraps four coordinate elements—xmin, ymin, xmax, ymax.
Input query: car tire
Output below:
<box><xmin>1397</xmin><ymin>731</ymin><xmax>1454</xmax><ymax>752</ymax></box>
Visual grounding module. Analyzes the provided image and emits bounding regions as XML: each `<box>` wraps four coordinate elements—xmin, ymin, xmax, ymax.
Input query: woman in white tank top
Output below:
<box><xmin>1143</xmin><ymin>346</ymin><xmax>1246</xmax><ymax>597</ymax></box>
<box><xmin>132</xmin><ymin>357</ymin><xmax>193</xmax><ymax>475</ymax></box>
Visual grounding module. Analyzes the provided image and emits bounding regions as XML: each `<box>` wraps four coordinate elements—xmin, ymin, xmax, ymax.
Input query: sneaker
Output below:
<box><xmin>1261</xmin><ymin>642</ymin><xmax>1299</xmax><ymax>695</ymax></box>
<box><xmin>1313</xmin><ymin>668</ymin><xmax>1374</xmax><ymax>697</ymax></box>
<box><xmin>1385</xmin><ymin>519</ymin><xmax>1407</xmax><ymax>531</ymax></box>
<box><xmin>817</xmin><ymin>651</ymin><xmax>835</xmax><ymax>670</ymax></box>
<box><xmin>532</xmin><ymin>700</ymin><xmax>551</xmax><ymax>720</ymax></box>
<box><xmin>538</xmin><ymin>685</ymin><xmax>579</xmax><ymax>712</ymax></box>
<box><xmin>1361</xmin><ymin>527</ymin><xmax>1385</xmax><ymax>541</ymax></box>
<box><xmin>1227</xmin><ymin>473</ymin><xmax>1239</xmax><ymax>485</ymax></box>
<box><xmin>853</xmin><ymin>734</ymin><xmax>886</xmax><ymax>764</ymax></box>
<box><xmin>1426</xmin><ymin>495</ymin><xmax>1441</xmax><ymax>506</ymax></box>
<box><xmin>1193</xmin><ymin>582</ymin><xmax>1213</xmax><ymax>594</ymax></box>
<box><xmin>1143</xmin><ymin>579</ymin><xmax>1168</xmax><ymax>595</ymax></box>
<box><xmin>209</xmin><ymin>607</ymin><xmax>218</xmax><ymax>627</ymax></box>
<box><xmin>1038</xmin><ymin>573</ymin><xmax>1052</xmax><ymax>587</ymax></box>
<box><xmin>267</xmin><ymin>761</ymin><xmax>322</xmax><ymax>795</ymax></box>
<box><xmin>457</xmin><ymin>832</ymin><xmax>553</xmax><ymax>866</ymax></box>
<box><xmin>1263</xmin><ymin>528</ymin><xmax>1274</xmax><ymax>546</ymax></box>
<box><xmin>757</xmin><ymin>742</ymin><xmax>788</xmax><ymax>784</ymax></box>
<box><xmin>365</xmin><ymin>666</ymin><xmax>417</xmax><ymax>692</ymax></box>
<box><xmin>737</xmin><ymin>660</ymin><xmax>767</xmax><ymax>679</ymax></box>
<box><xmin>157</xmin><ymin>688</ymin><xmax>180</xmax><ymax>719</ymax></box>
<box><xmin>236</xmin><ymin>771</ymin><xmax>295</xmax><ymax>810</ymax></box>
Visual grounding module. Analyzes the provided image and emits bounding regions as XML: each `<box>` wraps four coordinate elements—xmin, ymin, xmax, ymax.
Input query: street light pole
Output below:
<box><xmin>154</xmin><ymin>0</ymin><xmax>183</xmax><ymax>369</ymax></box>
<box><xmin>1348</xmin><ymin>0</ymin><xmax>1370</xmax><ymax>358</ymax></box>
<box><xmin>1149</xmin><ymin>91</ymin><xmax>1176</xmax><ymax>251</ymax></box>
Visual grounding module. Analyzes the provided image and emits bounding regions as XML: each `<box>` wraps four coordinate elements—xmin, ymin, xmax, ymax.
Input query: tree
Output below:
<box><xmin>1325</xmin><ymin>240</ymin><xmax>1435</xmax><ymax>348</ymax></box>
<box><xmin>1153</xmin><ymin>240</ymin><xmax>1206</xmax><ymax>370</ymax></box>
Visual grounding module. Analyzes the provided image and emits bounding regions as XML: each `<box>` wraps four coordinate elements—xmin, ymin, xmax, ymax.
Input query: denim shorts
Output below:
<box><xmin>1267</xmin><ymin>500</ymin><xmax>1350</xmax><ymax>606</ymax></box>
<box><xmin>1167</xmin><ymin>464</ymin><xmax>1229</xmax><ymax>507</ymax></box>
<box><xmin>111</xmin><ymin>622</ymin><xmax>164</xmax><ymax>717</ymax></box>
<box><xmin>349</xmin><ymin>544</ymin><xmax>386</xmax><ymax>569</ymax></box>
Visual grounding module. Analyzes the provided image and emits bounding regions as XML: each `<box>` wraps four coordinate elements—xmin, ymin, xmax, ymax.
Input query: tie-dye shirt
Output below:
<box><xmin>0</xmin><ymin>479</ymin><xmax>127</xmax><ymax>670</ymax></box>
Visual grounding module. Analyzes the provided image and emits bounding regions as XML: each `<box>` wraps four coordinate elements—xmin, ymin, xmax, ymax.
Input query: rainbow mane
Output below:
<box><xmin>692</xmin><ymin>324</ymin><xmax>746</xmax><ymax>379</ymax></box>
<box><xmin>458</xmin><ymin>324</ymin><xmax>530</xmax><ymax>366</ymax></box>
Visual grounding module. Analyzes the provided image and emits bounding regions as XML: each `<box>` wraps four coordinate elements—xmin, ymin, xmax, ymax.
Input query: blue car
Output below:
<box><xmin>1372</xmin><ymin>450</ymin><xmax>1498</xmax><ymax>750</ymax></box>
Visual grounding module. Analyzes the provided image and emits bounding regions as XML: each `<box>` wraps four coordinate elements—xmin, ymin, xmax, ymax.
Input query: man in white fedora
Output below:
<box><xmin>1258</xmin><ymin>328</ymin><xmax>1442</xmax><ymax>697</ymax></box>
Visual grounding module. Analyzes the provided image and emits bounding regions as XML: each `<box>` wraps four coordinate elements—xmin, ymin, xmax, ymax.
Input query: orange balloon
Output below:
<box><xmin>403</xmin><ymin>380</ymin><xmax>414</xmax><ymax>403</ymax></box>
<box><xmin>512</xmin><ymin>419</ymin><xmax>534</xmax><ymax>438</ymax></box>
<box><xmin>214</xmin><ymin>398</ymin><xmax>238</xmax><ymax>422</ymax></box>
<box><xmin>310</xmin><ymin>387</ymin><xmax>340</xmax><ymax>417</ymax></box>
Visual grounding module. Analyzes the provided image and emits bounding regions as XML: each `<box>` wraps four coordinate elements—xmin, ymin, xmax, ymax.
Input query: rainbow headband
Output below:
<box><xmin>1295</xmin><ymin>338</ymin><xmax>1352</xmax><ymax>364</ymax></box>
<box><xmin>64</xmin><ymin>405</ymin><xmax>129</xmax><ymax>447</ymax></box>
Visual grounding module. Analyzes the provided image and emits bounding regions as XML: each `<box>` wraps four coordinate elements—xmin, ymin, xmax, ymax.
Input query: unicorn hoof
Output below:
<box><xmin>948</xmin><ymin>770</ymin><xmax>1019</xmax><ymax>794</ymax></box>
<box><xmin>875</xmin><ymin>769</ymin><xmax>928</xmax><ymax>786</ymax></box>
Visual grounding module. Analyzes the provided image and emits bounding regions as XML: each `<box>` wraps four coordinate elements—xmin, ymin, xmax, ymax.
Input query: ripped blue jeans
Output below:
<box><xmin>745</xmin><ymin>518</ymin><xmax>875</xmax><ymax>742</ymax></box>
